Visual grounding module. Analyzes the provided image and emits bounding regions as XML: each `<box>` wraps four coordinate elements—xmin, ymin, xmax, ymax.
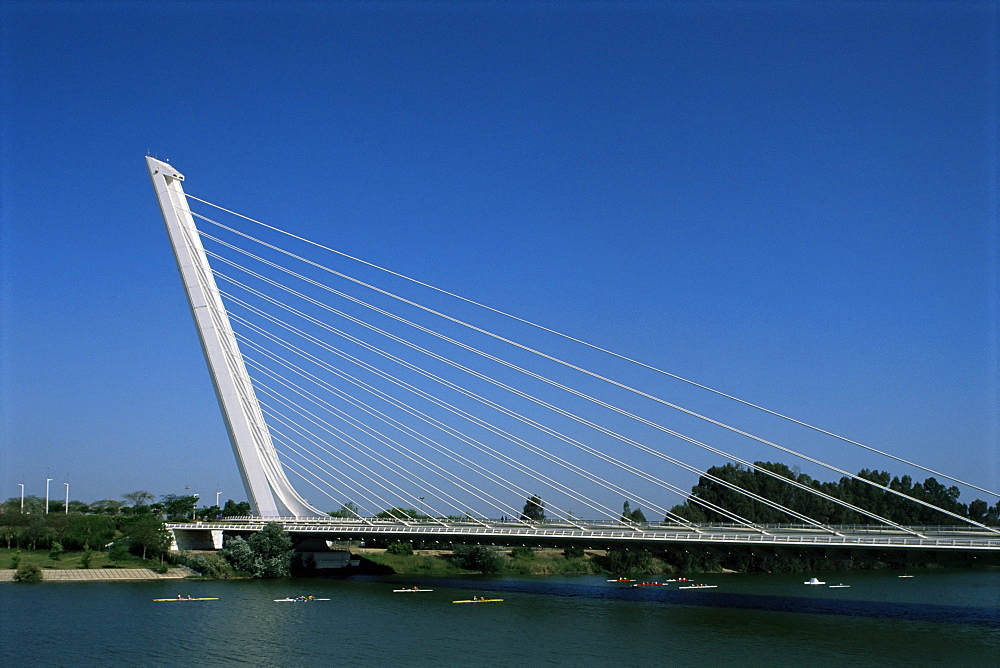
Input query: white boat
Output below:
<box><xmin>828</xmin><ymin>584</ymin><xmax>850</xmax><ymax>588</ymax></box>
<box><xmin>898</xmin><ymin>575</ymin><xmax>915</xmax><ymax>578</ymax></box>
<box><xmin>677</xmin><ymin>584</ymin><xmax>717</xmax><ymax>589</ymax></box>
<box><xmin>803</xmin><ymin>577</ymin><xmax>826</xmax><ymax>585</ymax></box>
<box><xmin>393</xmin><ymin>588</ymin><xmax>433</xmax><ymax>592</ymax></box>
<box><xmin>274</xmin><ymin>597</ymin><xmax>330</xmax><ymax>602</ymax></box>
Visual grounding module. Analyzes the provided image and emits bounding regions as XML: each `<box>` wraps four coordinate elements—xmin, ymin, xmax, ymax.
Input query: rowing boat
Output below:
<box><xmin>452</xmin><ymin>598</ymin><xmax>503</xmax><ymax>604</ymax></box>
<box><xmin>274</xmin><ymin>598</ymin><xmax>331</xmax><ymax>602</ymax></box>
<box><xmin>153</xmin><ymin>598</ymin><xmax>219</xmax><ymax>602</ymax></box>
<box><xmin>393</xmin><ymin>589</ymin><xmax>433</xmax><ymax>592</ymax></box>
<box><xmin>828</xmin><ymin>584</ymin><xmax>850</xmax><ymax>588</ymax></box>
<box><xmin>678</xmin><ymin>584</ymin><xmax>717</xmax><ymax>590</ymax></box>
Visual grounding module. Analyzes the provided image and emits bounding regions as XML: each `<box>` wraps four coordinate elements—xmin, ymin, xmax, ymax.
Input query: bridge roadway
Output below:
<box><xmin>167</xmin><ymin>519</ymin><xmax>1000</xmax><ymax>553</ymax></box>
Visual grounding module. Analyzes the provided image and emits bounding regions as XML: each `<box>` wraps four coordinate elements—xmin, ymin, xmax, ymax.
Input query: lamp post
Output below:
<box><xmin>18</xmin><ymin>484</ymin><xmax>24</xmax><ymax>513</ymax></box>
<box><xmin>45</xmin><ymin>478</ymin><xmax>52</xmax><ymax>514</ymax></box>
<box><xmin>215</xmin><ymin>491</ymin><xmax>222</xmax><ymax>508</ymax></box>
<box><xmin>64</xmin><ymin>482</ymin><xmax>69</xmax><ymax>514</ymax></box>
<box><xmin>192</xmin><ymin>493</ymin><xmax>199</xmax><ymax>521</ymax></box>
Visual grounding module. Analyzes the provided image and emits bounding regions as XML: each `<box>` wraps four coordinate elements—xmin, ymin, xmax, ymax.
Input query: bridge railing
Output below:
<box><xmin>177</xmin><ymin>517</ymin><xmax>997</xmax><ymax>535</ymax></box>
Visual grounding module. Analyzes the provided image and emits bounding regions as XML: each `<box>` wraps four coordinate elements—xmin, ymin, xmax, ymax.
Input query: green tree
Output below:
<box><xmin>122</xmin><ymin>490</ymin><xmax>155</xmax><ymax>507</ymax></box>
<box><xmin>122</xmin><ymin>515</ymin><xmax>171</xmax><ymax>560</ymax></box>
<box><xmin>520</xmin><ymin>495</ymin><xmax>546</xmax><ymax>522</ymax></box>
<box><xmin>220</xmin><ymin>536</ymin><xmax>257</xmax><ymax>574</ymax></box>
<box><xmin>221</xmin><ymin>499</ymin><xmax>252</xmax><ymax>517</ymax></box>
<box><xmin>329</xmin><ymin>502</ymin><xmax>360</xmax><ymax>518</ymax></box>
<box><xmin>968</xmin><ymin>499</ymin><xmax>988</xmax><ymax>524</ymax></box>
<box><xmin>107</xmin><ymin>541</ymin><xmax>130</xmax><ymax>565</ymax></box>
<box><xmin>64</xmin><ymin>514</ymin><xmax>115</xmax><ymax>551</ymax></box>
<box><xmin>376</xmin><ymin>507</ymin><xmax>427</xmax><ymax>520</ymax></box>
<box><xmin>90</xmin><ymin>498</ymin><xmax>124</xmax><ymax>516</ymax></box>
<box><xmin>161</xmin><ymin>495</ymin><xmax>198</xmax><ymax>521</ymax></box>
<box><xmin>606</xmin><ymin>549</ymin><xmax>653</xmax><ymax>574</ymax></box>
<box><xmin>247</xmin><ymin>523</ymin><xmax>294</xmax><ymax>577</ymax></box>
<box><xmin>386</xmin><ymin>541</ymin><xmax>414</xmax><ymax>556</ymax></box>
<box><xmin>622</xmin><ymin>501</ymin><xmax>647</xmax><ymax>523</ymax></box>
<box><xmin>49</xmin><ymin>541</ymin><xmax>64</xmax><ymax>561</ymax></box>
<box><xmin>451</xmin><ymin>544</ymin><xmax>504</xmax><ymax>573</ymax></box>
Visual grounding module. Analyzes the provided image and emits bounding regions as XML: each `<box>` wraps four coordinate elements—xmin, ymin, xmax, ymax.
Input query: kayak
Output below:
<box><xmin>274</xmin><ymin>598</ymin><xmax>331</xmax><ymax>602</ymax></box>
<box><xmin>452</xmin><ymin>599</ymin><xmax>503</xmax><ymax>604</ymax></box>
<box><xmin>393</xmin><ymin>589</ymin><xmax>433</xmax><ymax>592</ymax></box>
<box><xmin>153</xmin><ymin>598</ymin><xmax>219</xmax><ymax>602</ymax></box>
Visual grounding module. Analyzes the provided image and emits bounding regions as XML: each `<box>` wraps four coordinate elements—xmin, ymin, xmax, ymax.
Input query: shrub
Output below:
<box><xmin>605</xmin><ymin>548</ymin><xmax>654</xmax><ymax>574</ymax></box>
<box><xmin>107</xmin><ymin>542</ymin><xmax>129</xmax><ymax>565</ymax></box>
<box><xmin>511</xmin><ymin>546</ymin><xmax>535</xmax><ymax>559</ymax></box>
<box><xmin>9</xmin><ymin>550</ymin><xmax>21</xmax><ymax>569</ymax></box>
<box><xmin>220</xmin><ymin>536</ymin><xmax>256</xmax><ymax>574</ymax></box>
<box><xmin>79</xmin><ymin>550</ymin><xmax>93</xmax><ymax>569</ymax></box>
<box><xmin>175</xmin><ymin>552</ymin><xmax>236</xmax><ymax>579</ymax></box>
<box><xmin>563</xmin><ymin>545</ymin><xmax>585</xmax><ymax>559</ymax></box>
<box><xmin>451</xmin><ymin>544</ymin><xmax>505</xmax><ymax>573</ymax></box>
<box><xmin>49</xmin><ymin>541</ymin><xmax>64</xmax><ymax>561</ymax></box>
<box><xmin>13</xmin><ymin>562</ymin><xmax>42</xmax><ymax>583</ymax></box>
<box><xmin>386</xmin><ymin>541</ymin><xmax>414</xmax><ymax>556</ymax></box>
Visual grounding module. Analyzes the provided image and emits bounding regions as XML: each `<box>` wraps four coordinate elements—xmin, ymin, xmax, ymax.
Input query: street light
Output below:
<box><xmin>192</xmin><ymin>493</ymin><xmax>199</xmax><ymax>521</ymax></box>
<box><xmin>45</xmin><ymin>478</ymin><xmax>52</xmax><ymax>514</ymax></box>
<box><xmin>17</xmin><ymin>484</ymin><xmax>24</xmax><ymax>513</ymax></box>
<box><xmin>64</xmin><ymin>482</ymin><xmax>69</xmax><ymax>514</ymax></box>
<box><xmin>215</xmin><ymin>491</ymin><xmax>222</xmax><ymax>508</ymax></box>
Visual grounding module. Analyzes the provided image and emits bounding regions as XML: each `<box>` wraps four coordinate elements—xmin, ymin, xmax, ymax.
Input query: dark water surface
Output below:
<box><xmin>2</xmin><ymin>569</ymin><xmax>997</xmax><ymax>667</ymax></box>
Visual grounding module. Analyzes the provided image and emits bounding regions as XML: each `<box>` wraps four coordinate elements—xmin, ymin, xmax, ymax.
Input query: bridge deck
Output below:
<box><xmin>167</xmin><ymin>520</ymin><xmax>1000</xmax><ymax>552</ymax></box>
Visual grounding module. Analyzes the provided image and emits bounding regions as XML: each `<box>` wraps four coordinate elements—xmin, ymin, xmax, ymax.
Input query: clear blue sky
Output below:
<box><xmin>1</xmin><ymin>1</ymin><xmax>997</xmax><ymax>509</ymax></box>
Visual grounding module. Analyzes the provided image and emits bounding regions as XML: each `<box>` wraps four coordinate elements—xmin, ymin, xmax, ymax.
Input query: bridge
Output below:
<box><xmin>146</xmin><ymin>157</ymin><xmax>1000</xmax><ymax>558</ymax></box>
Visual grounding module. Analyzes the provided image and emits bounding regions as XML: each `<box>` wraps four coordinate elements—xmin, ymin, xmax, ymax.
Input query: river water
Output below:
<box><xmin>2</xmin><ymin>568</ymin><xmax>997</xmax><ymax>667</ymax></box>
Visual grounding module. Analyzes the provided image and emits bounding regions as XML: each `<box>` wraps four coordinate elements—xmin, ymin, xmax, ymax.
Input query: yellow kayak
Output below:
<box><xmin>452</xmin><ymin>598</ymin><xmax>503</xmax><ymax>604</ymax></box>
<box><xmin>153</xmin><ymin>597</ymin><xmax>219</xmax><ymax>601</ymax></box>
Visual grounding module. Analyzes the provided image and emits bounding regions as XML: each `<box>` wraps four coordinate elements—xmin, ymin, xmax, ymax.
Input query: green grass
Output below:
<box><xmin>0</xmin><ymin>547</ymin><xmax>167</xmax><ymax>571</ymax></box>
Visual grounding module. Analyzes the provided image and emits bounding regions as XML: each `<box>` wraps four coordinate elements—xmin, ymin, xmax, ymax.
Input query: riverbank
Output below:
<box><xmin>355</xmin><ymin>547</ymin><xmax>649</xmax><ymax>576</ymax></box>
<box><xmin>0</xmin><ymin>567</ymin><xmax>193</xmax><ymax>582</ymax></box>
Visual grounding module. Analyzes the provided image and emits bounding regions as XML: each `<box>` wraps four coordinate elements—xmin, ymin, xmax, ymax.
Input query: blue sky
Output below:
<box><xmin>1</xmin><ymin>1</ymin><xmax>997</xmax><ymax>512</ymax></box>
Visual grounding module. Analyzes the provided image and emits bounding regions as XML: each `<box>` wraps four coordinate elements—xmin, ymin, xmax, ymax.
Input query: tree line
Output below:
<box><xmin>667</xmin><ymin>461</ymin><xmax>1000</xmax><ymax>526</ymax></box>
<box><xmin>3</xmin><ymin>492</ymin><xmax>251</xmax><ymax>521</ymax></box>
<box><xmin>0</xmin><ymin>491</ymin><xmax>252</xmax><ymax>558</ymax></box>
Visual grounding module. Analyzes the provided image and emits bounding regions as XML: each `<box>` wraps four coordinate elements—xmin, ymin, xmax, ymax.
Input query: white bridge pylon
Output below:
<box><xmin>147</xmin><ymin>157</ymin><xmax>326</xmax><ymax>518</ymax></box>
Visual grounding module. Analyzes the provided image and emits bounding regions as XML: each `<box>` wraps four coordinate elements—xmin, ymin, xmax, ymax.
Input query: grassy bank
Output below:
<box><xmin>357</xmin><ymin>548</ymin><xmax>630</xmax><ymax>576</ymax></box>
<box><xmin>0</xmin><ymin>547</ymin><xmax>168</xmax><ymax>571</ymax></box>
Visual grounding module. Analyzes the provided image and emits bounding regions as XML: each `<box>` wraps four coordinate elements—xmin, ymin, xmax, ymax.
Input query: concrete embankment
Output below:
<box><xmin>0</xmin><ymin>567</ymin><xmax>192</xmax><ymax>582</ymax></box>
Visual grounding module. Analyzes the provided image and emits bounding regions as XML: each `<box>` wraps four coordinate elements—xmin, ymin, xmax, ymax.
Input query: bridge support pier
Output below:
<box><xmin>170</xmin><ymin>528</ymin><xmax>224</xmax><ymax>551</ymax></box>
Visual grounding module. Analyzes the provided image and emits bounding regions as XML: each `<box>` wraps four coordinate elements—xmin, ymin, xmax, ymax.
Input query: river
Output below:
<box><xmin>2</xmin><ymin>568</ymin><xmax>997</xmax><ymax>666</ymax></box>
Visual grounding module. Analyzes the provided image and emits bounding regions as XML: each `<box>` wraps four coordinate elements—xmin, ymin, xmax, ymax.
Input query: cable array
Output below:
<box><xmin>175</xmin><ymin>193</ymin><xmax>997</xmax><ymax>534</ymax></box>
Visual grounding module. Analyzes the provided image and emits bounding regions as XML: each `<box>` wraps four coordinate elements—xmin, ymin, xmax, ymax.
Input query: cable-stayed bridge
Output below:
<box><xmin>147</xmin><ymin>158</ymin><xmax>999</xmax><ymax>556</ymax></box>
